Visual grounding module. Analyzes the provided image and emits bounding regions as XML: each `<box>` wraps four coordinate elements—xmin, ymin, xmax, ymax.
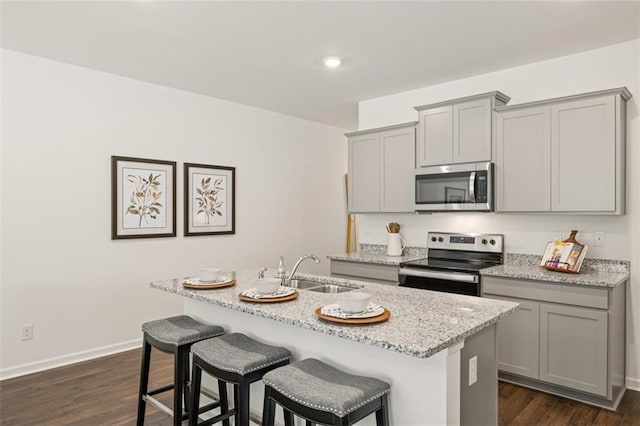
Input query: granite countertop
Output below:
<box><xmin>327</xmin><ymin>244</ymin><xmax>426</xmax><ymax>266</ymax></box>
<box><xmin>327</xmin><ymin>252</ymin><xmax>424</xmax><ymax>266</ymax></box>
<box><xmin>480</xmin><ymin>254</ymin><xmax>629</xmax><ymax>288</ymax></box>
<box><xmin>151</xmin><ymin>269</ymin><xmax>518</xmax><ymax>359</ymax></box>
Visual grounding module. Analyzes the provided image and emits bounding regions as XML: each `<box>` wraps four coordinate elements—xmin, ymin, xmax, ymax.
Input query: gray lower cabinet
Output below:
<box><xmin>329</xmin><ymin>260</ymin><xmax>399</xmax><ymax>285</ymax></box>
<box><xmin>490</xmin><ymin>295</ymin><xmax>540</xmax><ymax>379</ymax></box>
<box><xmin>483</xmin><ymin>276</ymin><xmax>626</xmax><ymax>409</ymax></box>
<box><xmin>347</xmin><ymin>122</ymin><xmax>416</xmax><ymax>213</ymax></box>
<box><xmin>539</xmin><ymin>303</ymin><xmax>608</xmax><ymax>396</ymax></box>
<box><xmin>495</xmin><ymin>87</ymin><xmax>630</xmax><ymax>214</ymax></box>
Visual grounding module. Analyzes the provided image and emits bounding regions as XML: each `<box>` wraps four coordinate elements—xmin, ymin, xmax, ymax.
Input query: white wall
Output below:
<box><xmin>358</xmin><ymin>39</ymin><xmax>640</xmax><ymax>389</ymax></box>
<box><xmin>0</xmin><ymin>50</ymin><xmax>347</xmax><ymax>378</ymax></box>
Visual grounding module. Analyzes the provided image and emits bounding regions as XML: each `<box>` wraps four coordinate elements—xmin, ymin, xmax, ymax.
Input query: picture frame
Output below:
<box><xmin>111</xmin><ymin>156</ymin><xmax>176</xmax><ymax>240</ymax></box>
<box><xmin>445</xmin><ymin>186</ymin><xmax>466</xmax><ymax>203</ymax></box>
<box><xmin>184</xmin><ymin>163</ymin><xmax>235</xmax><ymax>236</ymax></box>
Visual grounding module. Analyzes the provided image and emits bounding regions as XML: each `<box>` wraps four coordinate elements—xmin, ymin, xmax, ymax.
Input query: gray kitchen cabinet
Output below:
<box><xmin>347</xmin><ymin>122</ymin><xmax>416</xmax><ymax>213</ymax></box>
<box><xmin>495</xmin><ymin>87</ymin><xmax>630</xmax><ymax>214</ymax></box>
<box><xmin>415</xmin><ymin>92</ymin><xmax>510</xmax><ymax>167</ymax></box>
<box><xmin>489</xmin><ymin>295</ymin><xmax>540</xmax><ymax>379</ymax></box>
<box><xmin>483</xmin><ymin>276</ymin><xmax>626</xmax><ymax>409</ymax></box>
<box><xmin>539</xmin><ymin>303</ymin><xmax>608</xmax><ymax>396</ymax></box>
<box><xmin>496</xmin><ymin>106</ymin><xmax>551</xmax><ymax>212</ymax></box>
<box><xmin>330</xmin><ymin>260</ymin><xmax>399</xmax><ymax>285</ymax></box>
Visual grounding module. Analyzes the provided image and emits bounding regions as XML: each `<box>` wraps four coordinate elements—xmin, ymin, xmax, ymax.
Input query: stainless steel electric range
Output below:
<box><xmin>399</xmin><ymin>232</ymin><xmax>504</xmax><ymax>297</ymax></box>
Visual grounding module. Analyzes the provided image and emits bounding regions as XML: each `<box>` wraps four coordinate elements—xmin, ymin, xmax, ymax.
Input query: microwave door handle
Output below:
<box><xmin>469</xmin><ymin>171</ymin><xmax>476</xmax><ymax>202</ymax></box>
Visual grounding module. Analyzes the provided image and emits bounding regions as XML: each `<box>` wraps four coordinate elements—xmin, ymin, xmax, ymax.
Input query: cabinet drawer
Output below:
<box><xmin>483</xmin><ymin>277</ymin><xmax>608</xmax><ymax>309</ymax></box>
<box><xmin>330</xmin><ymin>260</ymin><xmax>399</xmax><ymax>283</ymax></box>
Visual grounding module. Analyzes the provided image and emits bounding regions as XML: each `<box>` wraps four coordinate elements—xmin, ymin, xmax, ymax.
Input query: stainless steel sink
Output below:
<box><xmin>305</xmin><ymin>284</ymin><xmax>358</xmax><ymax>293</ymax></box>
<box><xmin>286</xmin><ymin>279</ymin><xmax>363</xmax><ymax>293</ymax></box>
<box><xmin>286</xmin><ymin>279</ymin><xmax>326</xmax><ymax>289</ymax></box>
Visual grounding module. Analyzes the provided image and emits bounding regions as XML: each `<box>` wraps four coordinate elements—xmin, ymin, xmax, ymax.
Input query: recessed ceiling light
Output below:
<box><xmin>323</xmin><ymin>56</ymin><xmax>342</xmax><ymax>68</ymax></box>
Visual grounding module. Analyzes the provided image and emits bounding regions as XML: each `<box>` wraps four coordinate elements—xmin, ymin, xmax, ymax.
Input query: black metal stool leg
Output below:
<box><xmin>237</xmin><ymin>380</ymin><xmax>251</xmax><ymax>426</ymax></box>
<box><xmin>283</xmin><ymin>409</ymin><xmax>294</xmax><ymax>426</ymax></box>
<box><xmin>189</xmin><ymin>361</ymin><xmax>203</xmax><ymax>426</ymax></box>
<box><xmin>375</xmin><ymin>394</ymin><xmax>390</xmax><ymax>426</ymax></box>
<box><xmin>262</xmin><ymin>386</ymin><xmax>275</xmax><ymax>426</ymax></box>
<box><xmin>218</xmin><ymin>380</ymin><xmax>230</xmax><ymax>426</ymax></box>
<box><xmin>173</xmin><ymin>350</ymin><xmax>184</xmax><ymax>426</ymax></box>
<box><xmin>182</xmin><ymin>351</ymin><xmax>191</xmax><ymax>415</ymax></box>
<box><xmin>136</xmin><ymin>339</ymin><xmax>152</xmax><ymax>426</ymax></box>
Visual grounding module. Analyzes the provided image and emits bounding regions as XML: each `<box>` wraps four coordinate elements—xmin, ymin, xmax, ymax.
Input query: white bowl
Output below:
<box><xmin>255</xmin><ymin>278</ymin><xmax>281</xmax><ymax>294</ymax></box>
<box><xmin>198</xmin><ymin>268</ymin><xmax>222</xmax><ymax>282</ymax></box>
<box><xmin>337</xmin><ymin>292</ymin><xmax>371</xmax><ymax>313</ymax></box>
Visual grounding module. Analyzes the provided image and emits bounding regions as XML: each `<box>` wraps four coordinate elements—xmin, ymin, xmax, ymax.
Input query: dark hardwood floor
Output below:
<box><xmin>1</xmin><ymin>348</ymin><xmax>639</xmax><ymax>425</ymax></box>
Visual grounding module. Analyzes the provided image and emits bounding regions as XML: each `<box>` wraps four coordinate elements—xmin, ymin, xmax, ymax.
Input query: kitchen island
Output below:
<box><xmin>151</xmin><ymin>269</ymin><xmax>518</xmax><ymax>425</ymax></box>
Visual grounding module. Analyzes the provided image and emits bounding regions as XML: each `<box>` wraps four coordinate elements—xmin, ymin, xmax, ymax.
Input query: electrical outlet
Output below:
<box><xmin>594</xmin><ymin>232</ymin><xmax>605</xmax><ymax>247</ymax></box>
<box><xmin>469</xmin><ymin>356</ymin><xmax>478</xmax><ymax>386</ymax></box>
<box><xmin>553</xmin><ymin>231</ymin><xmax>562</xmax><ymax>241</ymax></box>
<box><xmin>21</xmin><ymin>324</ymin><xmax>33</xmax><ymax>341</ymax></box>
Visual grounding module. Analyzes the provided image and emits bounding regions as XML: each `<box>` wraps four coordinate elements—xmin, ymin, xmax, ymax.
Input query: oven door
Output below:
<box><xmin>398</xmin><ymin>267</ymin><xmax>480</xmax><ymax>296</ymax></box>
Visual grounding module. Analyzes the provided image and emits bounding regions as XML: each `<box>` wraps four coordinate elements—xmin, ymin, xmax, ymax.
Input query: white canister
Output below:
<box><xmin>387</xmin><ymin>233</ymin><xmax>407</xmax><ymax>257</ymax></box>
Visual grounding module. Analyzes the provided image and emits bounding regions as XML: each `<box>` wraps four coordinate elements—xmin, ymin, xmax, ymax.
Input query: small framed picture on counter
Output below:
<box><xmin>111</xmin><ymin>156</ymin><xmax>176</xmax><ymax>240</ymax></box>
<box><xmin>184</xmin><ymin>163</ymin><xmax>235</xmax><ymax>236</ymax></box>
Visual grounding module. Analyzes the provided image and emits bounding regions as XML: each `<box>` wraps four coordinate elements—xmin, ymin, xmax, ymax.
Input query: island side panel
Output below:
<box><xmin>185</xmin><ymin>298</ymin><xmax>450</xmax><ymax>425</ymax></box>
<box><xmin>459</xmin><ymin>323</ymin><xmax>498</xmax><ymax>425</ymax></box>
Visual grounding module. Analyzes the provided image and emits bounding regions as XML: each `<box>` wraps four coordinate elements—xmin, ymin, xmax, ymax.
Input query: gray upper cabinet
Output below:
<box><xmin>347</xmin><ymin>122</ymin><xmax>416</xmax><ymax>213</ymax></box>
<box><xmin>496</xmin><ymin>106</ymin><xmax>551</xmax><ymax>211</ymax></box>
<box><xmin>415</xmin><ymin>92</ymin><xmax>510</xmax><ymax>167</ymax></box>
<box><xmin>495</xmin><ymin>87</ymin><xmax>631</xmax><ymax>214</ymax></box>
<box><xmin>416</xmin><ymin>106</ymin><xmax>452</xmax><ymax>166</ymax></box>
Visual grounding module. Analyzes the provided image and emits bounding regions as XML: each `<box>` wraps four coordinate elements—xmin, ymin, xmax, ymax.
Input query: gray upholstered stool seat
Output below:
<box><xmin>189</xmin><ymin>333</ymin><xmax>292</xmax><ymax>426</ymax></box>
<box><xmin>262</xmin><ymin>358</ymin><xmax>390</xmax><ymax>426</ymax></box>
<box><xmin>137</xmin><ymin>315</ymin><xmax>225</xmax><ymax>426</ymax></box>
<box><xmin>142</xmin><ymin>315</ymin><xmax>224</xmax><ymax>348</ymax></box>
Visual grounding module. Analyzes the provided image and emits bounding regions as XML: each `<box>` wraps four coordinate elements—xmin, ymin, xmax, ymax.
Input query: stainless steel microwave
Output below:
<box><xmin>415</xmin><ymin>161</ymin><xmax>493</xmax><ymax>212</ymax></box>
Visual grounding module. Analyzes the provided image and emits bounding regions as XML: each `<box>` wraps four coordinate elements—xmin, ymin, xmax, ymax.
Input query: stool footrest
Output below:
<box><xmin>143</xmin><ymin>395</ymin><xmax>173</xmax><ymax>418</ymax></box>
<box><xmin>198</xmin><ymin>408</ymin><xmax>236</xmax><ymax>426</ymax></box>
<box><xmin>147</xmin><ymin>383</ymin><xmax>174</xmax><ymax>396</ymax></box>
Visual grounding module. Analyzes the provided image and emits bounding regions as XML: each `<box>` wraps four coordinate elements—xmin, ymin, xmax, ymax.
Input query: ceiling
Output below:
<box><xmin>2</xmin><ymin>1</ymin><xmax>639</xmax><ymax>130</ymax></box>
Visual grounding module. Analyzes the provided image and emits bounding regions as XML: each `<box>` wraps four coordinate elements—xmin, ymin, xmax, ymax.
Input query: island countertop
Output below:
<box><xmin>151</xmin><ymin>269</ymin><xmax>518</xmax><ymax>359</ymax></box>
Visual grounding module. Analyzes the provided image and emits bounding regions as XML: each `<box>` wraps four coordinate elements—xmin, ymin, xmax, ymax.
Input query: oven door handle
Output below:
<box><xmin>399</xmin><ymin>267</ymin><xmax>479</xmax><ymax>284</ymax></box>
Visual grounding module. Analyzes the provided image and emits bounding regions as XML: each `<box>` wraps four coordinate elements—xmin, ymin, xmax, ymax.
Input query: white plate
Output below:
<box><xmin>320</xmin><ymin>303</ymin><xmax>384</xmax><ymax>319</ymax></box>
<box><xmin>183</xmin><ymin>277</ymin><xmax>231</xmax><ymax>286</ymax></box>
<box><xmin>242</xmin><ymin>287</ymin><xmax>296</xmax><ymax>299</ymax></box>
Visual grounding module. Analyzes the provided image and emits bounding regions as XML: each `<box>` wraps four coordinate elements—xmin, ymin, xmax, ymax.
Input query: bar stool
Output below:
<box><xmin>262</xmin><ymin>358</ymin><xmax>390</xmax><ymax>426</ymax></box>
<box><xmin>189</xmin><ymin>333</ymin><xmax>292</xmax><ymax>426</ymax></box>
<box><xmin>136</xmin><ymin>315</ymin><xmax>225</xmax><ymax>426</ymax></box>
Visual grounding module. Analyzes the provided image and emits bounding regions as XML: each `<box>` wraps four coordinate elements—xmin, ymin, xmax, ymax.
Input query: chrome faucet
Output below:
<box><xmin>287</xmin><ymin>254</ymin><xmax>321</xmax><ymax>282</ymax></box>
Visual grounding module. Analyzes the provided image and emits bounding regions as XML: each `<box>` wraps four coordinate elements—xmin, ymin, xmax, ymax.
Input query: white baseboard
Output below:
<box><xmin>0</xmin><ymin>339</ymin><xmax>142</xmax><ymax>381</ymax></box>
<box><xmin>627</xmin><ymin>375</ymin><xmax>640</xmax><ymax>391</ymax></box>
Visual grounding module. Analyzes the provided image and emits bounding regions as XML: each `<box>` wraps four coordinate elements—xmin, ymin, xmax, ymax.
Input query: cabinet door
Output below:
<box><xmin>496</xmin><ymin>107</ymin><xmax>551</xmax><ymax>212</ymax></box>
<box><xmin>417</xmin><ymin>106</ymin><xmax>453</xmax><ymax>166</ymax></box>
<box><xmin>348</xmin><ymin>134</ymin><xmax>380</xmax><ymax>212</ymax></box>
<box><xmin>551</xmin><ymin>96</ymin><xmax>616</xmax><ymax>212</ymax></box>
<box><xmin>380</xmin><ymin>127</ymin><xmax>415</xmax><ymax>212</ymax></box>
<box><xmin>453</xmin><ymin>98</ymin><xmax>492</xmax><ymax>163</ymax></box>
<box><xmin>486</xmin><ymin>295</ymin><xmax>540</xmax><ymax>379</ymax></box>
<box><xmin>539</xmin><ymin>303</ymin><xmax>608</xmax><ymax>396</ymax></box>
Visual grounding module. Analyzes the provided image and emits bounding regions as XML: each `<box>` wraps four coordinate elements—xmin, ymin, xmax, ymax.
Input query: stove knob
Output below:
<box><xmin>481</xmin><ymin>239</ymin><xmax>488</xmax><ymax>245</ymax></box>
<box><xmin>490</xmin><ymin>239</ymin><xmax>496</xmax><ymax>245</ymax></box>
<box><xmin>431</xmin><ymin>237</ymin><xmax>437</xmax><ymax>242</ymax></box>
<box><xmin>438</xmin><ymin>237</ymin><xmax>444</xmax><ymax>242</ymax></box>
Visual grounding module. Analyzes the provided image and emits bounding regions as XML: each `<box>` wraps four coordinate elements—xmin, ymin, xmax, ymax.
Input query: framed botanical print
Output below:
<box><xmin>111</xmin><ymin>156</ymin><xmax>176</xmax><ymax>239</ymax></box>
<box><xmin>184</xmin><ymin>163</ymin><xmax>235</xmax><ymax>236</ymax></box>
